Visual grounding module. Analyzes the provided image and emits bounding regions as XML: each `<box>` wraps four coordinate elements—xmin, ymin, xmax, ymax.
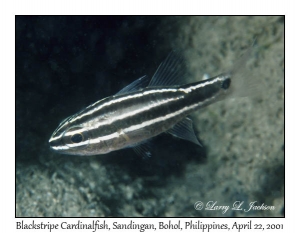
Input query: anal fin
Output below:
<box><xmin>167</xmin><ymin>117</ymin><xmax>201</xmax><ymax>146</ymax></box>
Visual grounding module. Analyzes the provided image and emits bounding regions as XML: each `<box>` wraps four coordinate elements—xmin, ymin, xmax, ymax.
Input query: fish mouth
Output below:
<box><xmin>49</xmin><ymin>137</ymin><xmax>57</xmax><ymax>151</ymax></box>
<box><xmin>49</xmin><ymin>135</ymin><xmax>65</xmax><ymax>152</ymax></box>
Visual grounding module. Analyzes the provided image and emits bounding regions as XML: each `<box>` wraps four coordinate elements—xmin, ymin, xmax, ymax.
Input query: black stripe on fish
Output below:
<box><xmin>49</xmin><ymin>49</ymin><xmax>253</xmax><ymax>157</ymax></box>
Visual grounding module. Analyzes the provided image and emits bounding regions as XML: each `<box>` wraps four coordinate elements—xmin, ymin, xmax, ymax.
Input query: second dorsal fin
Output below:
<box><xmin>148</xmin><ymin>51</ymin><xmax>186</xmax><ymax>87</ymax></box>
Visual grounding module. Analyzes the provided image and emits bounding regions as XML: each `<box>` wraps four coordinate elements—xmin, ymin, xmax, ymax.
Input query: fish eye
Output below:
<box><xmin>71</xmin><ymin>133</ymin><xmax>83</xmax><ymax>143</ymax></box>
<box><xmin>62</xmin><ymin>126</ymin><xmax>90</xmax><ymax>148</ymax></box>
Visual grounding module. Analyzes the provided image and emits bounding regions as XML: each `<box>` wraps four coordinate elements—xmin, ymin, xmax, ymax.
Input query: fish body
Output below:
<box><xmin>49</xmin><ymin>50</ymin><xmax>252</xmax><ymax>157</ymax></box>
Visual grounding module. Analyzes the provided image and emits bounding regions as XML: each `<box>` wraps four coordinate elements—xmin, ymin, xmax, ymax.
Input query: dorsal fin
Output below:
<box><xmin>148</xmin><ymin>51</ymin><xmax>186</xmax><ymax>87</ymax></box>
<box><xmin>116</xmin><ymin>75</ymin><xmax>150</xmax><ymax>95</ymax></box>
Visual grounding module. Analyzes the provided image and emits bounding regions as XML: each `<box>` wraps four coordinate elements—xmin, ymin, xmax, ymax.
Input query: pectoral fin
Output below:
<box><xmin>132</xmin><ymin>141</ymin><xmax>153</xmax><ymax>159</ymax></box>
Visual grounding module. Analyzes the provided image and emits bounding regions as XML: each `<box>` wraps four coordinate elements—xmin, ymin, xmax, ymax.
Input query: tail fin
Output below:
<box><xmin>225</xmin><ymin>45</ymin><xmax>262</xmax><ymax>99</ymax></box>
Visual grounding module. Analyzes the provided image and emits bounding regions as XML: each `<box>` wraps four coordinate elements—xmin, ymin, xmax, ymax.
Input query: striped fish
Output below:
<box><xmin>49</xmin><ymin>49</ymin><xmax>254</xmax><ymax>157</ymax></box>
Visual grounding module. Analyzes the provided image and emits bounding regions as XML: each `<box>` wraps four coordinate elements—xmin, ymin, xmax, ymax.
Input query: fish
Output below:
<box><xmin>49</xmin><ymin>49</ymin><xmax>255</xmax><ymax>157</ymax></box>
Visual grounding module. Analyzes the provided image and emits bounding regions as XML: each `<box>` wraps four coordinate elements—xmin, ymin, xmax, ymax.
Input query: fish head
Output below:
<box><xmin>49</xmin><ymin>115</ymin><xmax>109</xmax><ymax>156</ymax></box>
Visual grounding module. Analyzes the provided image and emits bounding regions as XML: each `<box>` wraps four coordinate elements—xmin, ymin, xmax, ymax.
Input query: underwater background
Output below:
<box><xmin>16</xmin><ymin>16</ymin><xmax>284</xmax><ymax>217</ymax></box>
